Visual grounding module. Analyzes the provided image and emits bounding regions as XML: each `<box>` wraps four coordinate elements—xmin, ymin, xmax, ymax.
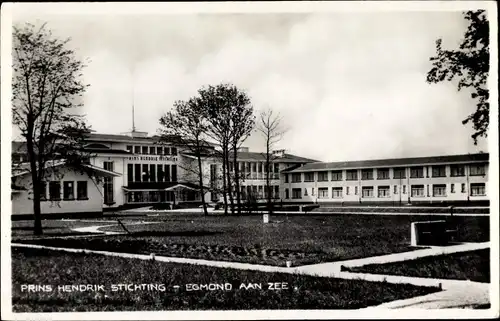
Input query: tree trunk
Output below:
<box><xmin>27</xmin><ymin>135</ymin><xmax>43</xmax><ymax>235</ymax></box>
<box><xmin>225</xmin><ymin>150</ymin><xmax>235</xmax><ymax>214</ymax></box>
<box><xmin>196</xmin><ymin>143</ymin><xmax>208</xmax><ymax>216</ymax></box>
<box><xmin>221</xmin><ymin>147</ymin><xmax>228</xmax><ymax>215</ymax></box>
<box><xmin>233</xmin><ymin>145</ymin><xmax>242</xmax><ymax>215</ymax></box>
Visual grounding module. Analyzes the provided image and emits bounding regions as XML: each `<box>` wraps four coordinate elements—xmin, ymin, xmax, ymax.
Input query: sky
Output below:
<box><xmin>10</xmin><ymin>4</ymin><xmax>490</xmax><ymax>162</ymax></box>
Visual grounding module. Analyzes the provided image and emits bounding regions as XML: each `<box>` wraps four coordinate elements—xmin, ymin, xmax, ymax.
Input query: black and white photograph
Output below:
<box><xmin>1</xmin><ymin>1</ymin><xmax>498</xmax><ymax>320</ymax></box>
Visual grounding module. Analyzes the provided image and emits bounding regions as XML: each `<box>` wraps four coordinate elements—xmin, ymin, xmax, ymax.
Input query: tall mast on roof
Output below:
<box><xmin>131</xmin><ymin>64</ymin><xmax>136</xmax><ymax>133</ymax></box>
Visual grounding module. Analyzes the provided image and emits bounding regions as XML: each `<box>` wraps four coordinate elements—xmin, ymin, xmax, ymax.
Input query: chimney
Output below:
<box><xmin>272</xmin><ymin>149</ymin><xmax>285</xmax><ymax>158</ymax></box>
<box><xmin>238</xmin><ymin>147</ymin><xmax>249</xmax><ymax>153</ymax></box>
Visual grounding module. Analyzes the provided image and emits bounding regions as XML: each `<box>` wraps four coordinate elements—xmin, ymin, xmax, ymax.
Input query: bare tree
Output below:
<box><xmin>257</xmin><ymin>108</ymin><xmax>287</xmax><ymax>214</ymax></box>
<box><xmin>159</xmin><ymin>98</ymin><xmax>212</xmax><ymax>216</ymax></box>
<box><xmin>12</xmin><ymin>22</ymin><xmax>91</xmax><ymax>235</ymax></box>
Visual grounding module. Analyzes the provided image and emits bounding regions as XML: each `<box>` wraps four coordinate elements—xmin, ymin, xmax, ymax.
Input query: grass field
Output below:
<box><xmin>11</xmin><ymin>247</ymin><xmax>440</xmax><ymax>312</ymax></box>
<box><xmin>13</xmin><ymin>214</ymin><xmax>489</xmax><ymax>266</ymax></box>
<box><xmin>343</xmin><ymin>249</ymin><xmax>490</xmax><ymax>283</ymax></box>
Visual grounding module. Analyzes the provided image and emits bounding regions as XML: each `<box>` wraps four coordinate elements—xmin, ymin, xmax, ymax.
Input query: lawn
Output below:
<box><xmin>11</xmin><ymin>246</ymin><xmax>440</xmax><ymax>312</ymax></box>
<box><xmin>14</xmin><ymin>214</ymin><xmax>489</xmax><ymax>267</ymax></box>
<box><xmin>343</xmin><ymin>249</ymin><xmax>490</xmax><ymax>283</ymax></box>
<box><xmin>11</xmin><ymin>219</ymin><xmax>114</xmax><ymax>240</ymax></box>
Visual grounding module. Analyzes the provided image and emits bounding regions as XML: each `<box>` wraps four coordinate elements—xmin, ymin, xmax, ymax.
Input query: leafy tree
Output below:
<box><xmin>12</xmin><ymin>22</ymin><xmax>91</xmax><ymax>235</ymax></box>
<box><xmin>427</xmin><ymin>10</ymin><xmax>490</xmax><ymax>144</ymax></box>
<box><xmin>159</xmin><ymin>98</ymin><xmax>212</xmax><ymax>216</ymax></box>
<box><xmin>200</xmin><ymin>84</ymin><xmax>254</xmax><ymax>215</ymax></box>
<box><xmin>257</xmin><ymin>108</ymin><xmax>287</xmax><ymax>214</ymax></box>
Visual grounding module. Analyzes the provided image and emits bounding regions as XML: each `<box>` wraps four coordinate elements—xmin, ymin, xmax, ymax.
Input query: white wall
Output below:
<box><xmin>12</xmin><ymin>167</ymin><xmax>104</xmax><ymax>216</ymax></box>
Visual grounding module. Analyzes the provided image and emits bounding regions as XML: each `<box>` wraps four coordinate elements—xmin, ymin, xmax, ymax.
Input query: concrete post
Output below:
<box><xmin>410</xmin><ymin>222</ymin><xmax>419</xmax><ymax>246</ymax></box>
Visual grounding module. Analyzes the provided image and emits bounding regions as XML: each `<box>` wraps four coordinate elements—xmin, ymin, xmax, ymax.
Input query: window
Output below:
<box><xmin>461</xmin><ymin>183</ymin><xmax>466</xmax><ymax>193</ymax></box>
<box><xmin>393</xmin><ymin>168</ymin><xmax>406</xmax><ymax>179</ymax></box>
<box><xmin>127</xmin><ymin>164</ymin><xmax>133</xmax><ymax>183</ymax></box>
<box><xmin>149</xmin><ymin>146</ymin><xmax>156</xmax><ymax>155</ymax></box>
<box><xmin>378</xmin><ymin>186</ymin><xmax>390</xmax><ymax>198</ymax></box>
<box><xmin>63</xmin><ymin>181</ymin><xmax>75</xmax><ymax>200</ymax></box>
<box><xmin>331</xmin><ymin>187</ymin><xmax>342</xmax><ymax>199</ymax></box>
<box><xmin>346</xmin><ymin>170</ymin><xmax>358</xmax><ymax>181</ymax></box>
<box><xmin>394</xmin><ymin>185</ymin><xmax>398</xmax><ymax>194</ymax></box>
<box><xmin>134</xmin><ymin>146</ymin><xmax>141</xmax><ymax>154</ymax></box>
<box><xmin>361</xmin><ymin>169</ymin><xmax>373</xmax><ymax>180</ymax></box>
<box><xmin>251</xmin><ymin>162</ymin><xmax>257</xmax><ymax>172</ymax></box>
<box><xmin>157</xmin><ymin>164</ymin><xmax>164</xmax><ymax>182</ymax></box>
<box><xmin>285</xmin><ymin>188</ymin><xmax>289</xmax><ymax>199</ymax></box>
<box><xmin>470</xmin><ymin>183</ymin><xmax>485</xmax><ymax>196</ymax></box>
<box><xmin>315</xmin><ymin>187</ymin><xmax>326</xmax><ymax>198</ymax></box>
<box><xmin>362</xmin><ymin>186</ymin><xmax>374</xmax><ymax>198</ymax></box>
<box><xmin>258</xmin><ymin>163</ymin><xmax>263</xmax><ymax>173</ymax></box>
<box><xmin>377</xmin><ymin>169</ymin><xmax>390</xmax><ymax>180</ymax></box>
<box><xmin>77</xmin><ymin>181</ymin><xmax>88</xmax><ymax>200</ymax></box>
<box><xmin>49</xmin><ymin>181</ymin><xmax>61</xmax><ymax>201</ymax></box>
<box><xmin>274</xmin><ymin>186</ymin><xmax>279</xmax><ymax>199</ymax></box>
<box><xmin>164</xmin><ymin>147</ymin><xmax>170</xmax><ymax>155</ymax></box>
<box><xmin>469</xmin><ymin>165</ymin><xmax>486</xmax><ymax>176</ymax></box>
<box><xmin>331</xmin><ymin>170</ymin><xmax>342</xmax><ymax>181</ymax></box>
<box><xmin>285</xmin><ymin>174</ymin><xmax>289</xmax><ymax>183</ymax></box>
<box><xmin>142</xmin><ymin>164</ymin><xmax>149</xmax><ymax>181</ymax></box>
<box><xmin>432</xmin><ymin>166</ymin><xmax>446</xmax><ymax>178</ymax></box>
<box><xmin>274</xmin><ymin>163</ymin><xmax>279</xmax><ymax>173</ymax></box>
<box><xmin>171</xmin><ymin>147</ymin><xmax>178</xmax><ymax>156</ymax></box>
<box><xmin>304</xmin><ymin>172</ymin><xmax>314</xmax><ymax>182</ymax></box>
<box><xmin>164</xmin><ymin>164</ymin><xmax>171</xmax><ymax>182</ymax></box>
<box><xmin>142</xmin><ymin>146</ymin><xmax>149</xmax><ymax>154</ymax></box>
<box><xmin>103</xmin><ymin>161</ymin><xmax>114</xmax><ymax>204</ymax></box>
<box><xmin>126</xmin><ymin>145</ymin><xmax>133</xmax><ymax>153</ymax></box>
<box><xmin>403</xmin><ymin>185</ymin><xmax>406</xmax><ymax>194</ymax></box>
<box><xmin>292</xmin><ymin>173</ymin><xmax>302</xmax><ymax>183</ymax></box>
<box><xmin>134</xmin><ymin>164</ymin><xmax>141</xmax><ymax>182</ymax></box>
<box><xmin>411</xmin><ymin>185</ymin><xmax>424</xmax><ymax>197</ymax></box>
<box><xmin>410</xmin><ymin>167</ymin><xmax>424</xmax><ymax>178</ymax></box>
<box><xmin>39</xmin><ymin>182</ymin><xmax>47</xmax><ymax>201</ymax></box>
<box><xmin>157</xmin><ymin>147</ymin><xmax>163</xmax><ymax>155</ymax></box>
<box><xmin>433</xmin><ymin>184</ymin><xmax>446</xmax><ymax>197</ymax></box>
<box><xmin>304</xmin><ymin>188</ymin><xmax>308</xmax><ymax>196</ymax></box>
<box><xmin>292</xmin><ymin>188</ymin><xmax>302</xmax><ymax>199</ymax></box>
<box><xmin>451</xmin><ymin>184</ymin><xmax>455</xmax><ymax>193</ymax></box>
<box><xmin>450</xmin><ymin>165</ymin><xmax>465</xmax><ymax>177</ymax></box>
<box><xmin>346</xmin><ymin>186</ymin><xmax>350</xmax><ymax>195</ymax></box>
<box><xmin>150</xmin><ymin>164</ymin><xmax>156</xmax><ymax>182</ymax></box>
<box><xmin>318</xmin><ymin>171</ymin><xmax>328</xmax><ymax>182</ymax></box>
<box><xmin>355</xmin><ymin>186</ymin><xmax>358</xmax><ymax>195</ymax></box>
<box><xmin>171</xmin><ymin>164</ymin><xmax>178</xmax><ymax>182</ymax></box>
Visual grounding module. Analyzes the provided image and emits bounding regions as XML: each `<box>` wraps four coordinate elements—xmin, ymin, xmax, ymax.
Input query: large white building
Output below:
<box><xmin>282</xmin><ymin>154</ymin><xmax>489</xmax><ymax>206</ymax></box>
<box><xmin>11</xmin><ymin>130</ymin><xmax>490</xmax><ymax>217</ymax></box>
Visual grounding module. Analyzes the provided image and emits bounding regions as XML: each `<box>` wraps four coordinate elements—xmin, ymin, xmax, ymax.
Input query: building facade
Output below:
<box><xmin>11</xmin><ymin>130</ymin><xmax>490</xmax><ymax>216</ymax></box>
<box><xmin>282</xmin><ymin>154</ymin><xmax>489</xmax><ymax>206</ymax></box>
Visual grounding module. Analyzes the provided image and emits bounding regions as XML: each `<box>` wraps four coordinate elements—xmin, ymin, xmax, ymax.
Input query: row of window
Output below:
<box><xmin>126</xmin><ymin>145</ymin><xmax>178</xmax><ymax>156</ymax></box>
<box><xmin>127</xmin><ymin>163</ymin><xmax>178</xmax><ymax>183</ymax></box>
<box><xmin>230</xmin><ymin>162</ymin><xmax>281</xmax><ymax>174</ymax></box>
<box><xmin>240</xmin><ymin>185</ymin><xmax>280</xmax><ymax>199</ymax></box>
<box><xmin>286</xmin><ymin>164</ymin><xmax>486</xmax><ymax>183</ymax></box>
<box><xmin>284</xmin><ymin>183</ymin><xmax>486</xmax><ymax>199</ymax></box>
<box><xmin>40</xmin><ymin>181</ymin><xmax>88</xmax><ymax>201</ymax></box>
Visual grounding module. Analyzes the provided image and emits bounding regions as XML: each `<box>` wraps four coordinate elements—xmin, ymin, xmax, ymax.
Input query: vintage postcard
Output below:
<box><xmin>1</xmin><ymin>1</ymin><xmax>498</xmax><ymax>320</ymax></box>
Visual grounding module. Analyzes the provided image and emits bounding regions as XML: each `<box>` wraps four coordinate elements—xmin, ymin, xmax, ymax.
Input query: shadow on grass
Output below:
<box><xmin>128</xmin><ymin>230</ymin><xmax>222</xmax><ymax>237</ymax></box>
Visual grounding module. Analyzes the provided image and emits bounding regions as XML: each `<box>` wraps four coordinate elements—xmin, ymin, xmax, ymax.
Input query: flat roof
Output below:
<box><xmin>284</xmin><ymin>153</ymin><xmax>489</xmax><ymax>173</ymax></box>
<box><xmin>229</xmin><ymin>151</ymin><xmax>319</xmax><ymax>163</ymax></box>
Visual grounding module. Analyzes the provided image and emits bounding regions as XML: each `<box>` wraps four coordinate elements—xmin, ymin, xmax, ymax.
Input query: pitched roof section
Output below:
<box><xmin>229</xmin><ymin>151</ymin><xmax>319</xmax><ymax>163</ymax></box>
<box><xmin>284</xmin><ymin>153</ymin><xmax>489</xmax><ymax>173</ymax></box>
